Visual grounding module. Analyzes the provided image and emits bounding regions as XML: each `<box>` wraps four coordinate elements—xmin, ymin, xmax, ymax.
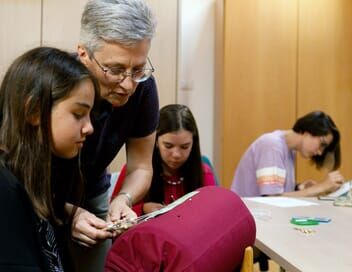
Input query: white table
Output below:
<box><xmin>243</xmin><ymin>197</ymin><xmax>352</xmax><ymax>272</ymax></box>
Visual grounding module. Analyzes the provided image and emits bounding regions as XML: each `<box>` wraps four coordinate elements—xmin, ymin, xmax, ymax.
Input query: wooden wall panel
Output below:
<box><xmin>0</xmin><ymin>0</ymin><xmax>41</xmax><ymax>79</ymax></box>
<box><xmin>222</xmin><ymin>0</ymin><xmax>298</xmax><ymax>188</ymax></box>
<box><xmin>296</xmin><ymin>0</ymin><xmax>352</xmax><ymax>182</ymax></box>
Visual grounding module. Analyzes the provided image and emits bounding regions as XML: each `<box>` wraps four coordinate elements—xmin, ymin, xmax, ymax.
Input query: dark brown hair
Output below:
<box><xmin>0</xmin><ymin>47</ymin><xmax>99</xmax><ymax>223</ymax></box>
<box><xmin>293</xmin><ymin>111</ymin><xmax>341</xmax><ymax>170</ymax></box>
<box><xmin>148</xmin><ymin>104</ymin><xmax>203</xmax><ymax>203</ymax></box>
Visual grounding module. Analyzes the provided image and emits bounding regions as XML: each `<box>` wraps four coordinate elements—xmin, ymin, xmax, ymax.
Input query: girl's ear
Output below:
<box><xmin>27</xmin><ymin>112</ymin><xmax>40</xmax><ymax>126</ymax></box>
<box><xmin>25</xmin><ymin>97</ymin><xmax>40</xmax><ymax>126</ymax></box>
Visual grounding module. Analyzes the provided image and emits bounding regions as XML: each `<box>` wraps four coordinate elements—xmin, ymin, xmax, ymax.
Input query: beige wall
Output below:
<box><xmin>178</xmin><ymin>0</ymin><xmax>216</xmax><ymax>163</ymax></box>
<box><xmin>0</xmin><ymin>0</ymin><xmax>41</xmax><ymax>78</ymax></box>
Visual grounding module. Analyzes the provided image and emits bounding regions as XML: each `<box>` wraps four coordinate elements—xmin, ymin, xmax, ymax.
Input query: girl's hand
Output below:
<box><xmin>297</xmin><ymin>179</ymin><xmax>317</xmax><ymax>190</ymax></box>
<box><xmin>143</xmin><ymin>202</ymin><xmax>164</xmax><ymax>214</ymax></box>
<box><xmin>71</xmin><ymin>207</ymin><xmax>113</xmax><ymax>247</ymax></box>
<box><xmin>321</xmin><ymin>170</ymin><xmax>344</xmax><ymax>194</ymax></box>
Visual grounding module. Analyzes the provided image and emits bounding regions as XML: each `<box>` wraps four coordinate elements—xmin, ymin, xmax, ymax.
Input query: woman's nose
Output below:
<box><xmin>118</xmin><ymin>75</ymin><xmax>135</xmax><ymax>91</ymax></box>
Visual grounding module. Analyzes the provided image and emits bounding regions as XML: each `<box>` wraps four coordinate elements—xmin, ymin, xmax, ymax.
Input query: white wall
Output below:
<box><xmin>178</xmin><ymin>0</ymin><xmax>216</xmax><ymax>162</ymax></box>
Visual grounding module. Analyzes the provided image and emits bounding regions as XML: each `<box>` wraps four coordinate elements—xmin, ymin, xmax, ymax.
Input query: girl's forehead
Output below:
<box><xmin>159</xmin><ymin>130</ymin><xmax>193</xmax><ymax>143</ymax></box>
<box><xmin>162</xmin><ymin>129</ymin><xmax>192</xmax><ymax>137</ymax></box>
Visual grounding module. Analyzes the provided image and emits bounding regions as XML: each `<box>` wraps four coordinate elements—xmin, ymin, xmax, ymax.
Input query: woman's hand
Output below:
<box><xmin>108</xmin><ymin>194</ymin><xmax>137</xmax><ymax>222</ymax></box>
<box><xmin>107</xmin><ymin>195</ymin><xmax>137</xmax><ymax>237</ymax></box>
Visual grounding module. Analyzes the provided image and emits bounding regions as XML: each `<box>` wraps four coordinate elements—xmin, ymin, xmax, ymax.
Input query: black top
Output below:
<box><xmin>80</xmin><ymin>76</ymin><xmax>159</xmax><ymax>199</ymax></box>
<box><xmin>0</xmin><ymin>165</ymin><xmax>63</xmax><ymax>271</ymax></box>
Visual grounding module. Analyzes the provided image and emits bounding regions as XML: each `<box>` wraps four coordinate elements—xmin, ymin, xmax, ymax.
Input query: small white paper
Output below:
<box><xmin>326</xmin><ymin>181</ymin><xmax>351</xmax><ymax>198</ymax></box>
<box><xmin>246</xmin><ymin>197</ymin><xmax>318</xmax><ymax>207</ymax></box>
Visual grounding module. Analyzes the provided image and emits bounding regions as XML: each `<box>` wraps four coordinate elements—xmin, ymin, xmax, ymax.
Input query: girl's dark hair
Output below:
<box><xmin>293</xmin><ymin>111</ymin><xmax>341</xmax><ymax>170</ymax></box>
<box><xmin>0</xmin><ymin>47</ymin><xmax>99</xmax><ymax>224</ymax></box>
<box><xmin>148</xmin><ymin>104</ymin><xmax>203</xmax><ymax>203</ymax></box>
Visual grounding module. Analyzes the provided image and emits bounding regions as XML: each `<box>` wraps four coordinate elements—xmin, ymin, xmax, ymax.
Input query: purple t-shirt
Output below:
<box><xmin>231</xmin><ymin>130</ymin><xmax>295</xmax><ymax>197</ymax></box>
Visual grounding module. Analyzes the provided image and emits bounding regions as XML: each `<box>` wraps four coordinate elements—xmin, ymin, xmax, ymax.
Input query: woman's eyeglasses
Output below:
<box><xmin>92</xmin><ymin>55</ymin><xmax>155</xmax><ymax>83</ymax></box>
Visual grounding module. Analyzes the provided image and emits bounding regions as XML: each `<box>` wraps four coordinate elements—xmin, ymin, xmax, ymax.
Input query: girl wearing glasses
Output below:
<box><xmin>231</xmin><ymin>111</ymin><xmax>344</xmax><ymax>197</ymax></box>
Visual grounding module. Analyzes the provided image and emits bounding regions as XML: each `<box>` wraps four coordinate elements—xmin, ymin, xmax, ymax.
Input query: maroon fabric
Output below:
<box><xmin>105</xmin><ymin>186</ymin><xmax>256</xmax><ymax>272</ymax></box>
<box><xmin>111</xmin><ymin>163</ymin><xmax>217</xmax><ymax>216</ymax></box>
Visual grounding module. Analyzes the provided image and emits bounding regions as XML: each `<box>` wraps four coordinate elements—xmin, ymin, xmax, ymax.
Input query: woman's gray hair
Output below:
<box><xmin>80</xmin><ymin>0</ymin><xmax>157</xmax><ymax>54</ymax></box>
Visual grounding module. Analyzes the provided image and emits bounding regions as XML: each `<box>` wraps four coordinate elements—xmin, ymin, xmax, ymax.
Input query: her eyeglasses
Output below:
<box><xmin>92</xmin><ymin>55</ymin><xmax>155</xmax><ymax>83</ymax></box>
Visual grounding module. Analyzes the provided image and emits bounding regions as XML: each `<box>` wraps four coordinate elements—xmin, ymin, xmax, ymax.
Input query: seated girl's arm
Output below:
<box><xmin>143</xmin><ymin>202</ymin><xmax>164</xmax><ymax>214</ymax></box>
<box><xmin>283</xmin><ymin>170</ymin><xmax>344</xmax><ymax>197</ymax></box>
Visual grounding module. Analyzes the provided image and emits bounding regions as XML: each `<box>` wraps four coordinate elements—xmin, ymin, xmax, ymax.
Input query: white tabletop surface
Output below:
<box><xmin>243</xmin><ymin>197</ymin><xmax>352</xmax><ymax>272</ymax></box>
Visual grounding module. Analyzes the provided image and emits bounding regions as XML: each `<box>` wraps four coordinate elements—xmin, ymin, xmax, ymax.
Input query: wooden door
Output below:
<box><xmin>296</xmin><ymin>0</ymin><xmax>352</xmax><ymax>182</ymax></box>
<box><xmin>222</xmin><ymin>0</ymin><xmax>298</xmax><ymax>188</ymax></box>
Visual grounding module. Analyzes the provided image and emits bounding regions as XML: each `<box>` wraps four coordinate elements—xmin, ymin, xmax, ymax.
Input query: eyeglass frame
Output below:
<box><xmin>91</xmin><ymin>54</ymin><xmax>155</xmax><ymax>83</ymax></box>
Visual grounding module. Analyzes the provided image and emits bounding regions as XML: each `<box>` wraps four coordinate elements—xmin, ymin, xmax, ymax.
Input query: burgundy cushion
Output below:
<box><xmin>105</xmin><ymin>186</ymin><xmax>256</xmax><ymax>272</ymax></box>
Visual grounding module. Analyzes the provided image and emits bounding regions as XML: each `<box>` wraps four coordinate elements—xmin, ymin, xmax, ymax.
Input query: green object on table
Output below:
<box><xmin>290</xmin><ymin>218</ymin><xmax>319</xmax><ymax>226</ymax></box>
